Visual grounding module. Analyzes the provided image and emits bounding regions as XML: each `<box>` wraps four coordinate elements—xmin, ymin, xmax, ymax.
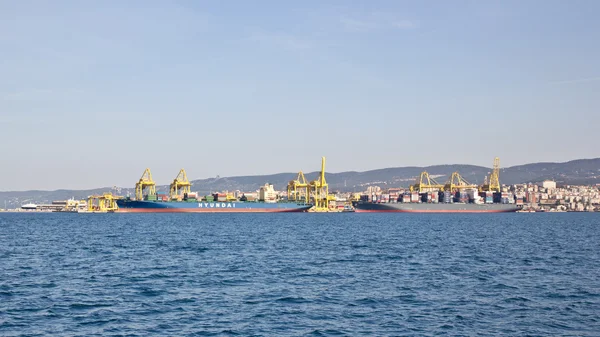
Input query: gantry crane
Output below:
<box><xmin>170</xmin><ymin>168</ymin><xmax>191</xmax><ymax>198</ymax></box>
<box><xmin>287</xmin><ymin>171</ymin><xmax>309</xmax><ymax>202</ymax></box>
<box><xmin>87</xmin><ymin>193</ymin><xmax>121</xmax><ymax>213</ymax></box>
<box><xmin>309</xmin><ymin>157</ymin><xmax>333</xmax><ymax>210</ymax></box>
<box><xmin>444</xmin><ymin>172</ymin><xmax>478</xmax><ymax>192</ymax></box>
<box><xmin>480</xmin><ymin>157</ymin><xmax>501</xmax><ymax>192</ymax></box>
<box><xmin>135</xmin><ymin>168</ymin><xmax>156</xmax><ymax>200</ymax></box>
<box><xmin>410</xmin><ymin>171</ymin><xmax>444</xmax><ymax>193</ymax></box>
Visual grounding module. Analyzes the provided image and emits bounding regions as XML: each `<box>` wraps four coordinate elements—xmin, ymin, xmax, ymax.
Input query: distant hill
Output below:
<box><xmin>2</xmin><ymin>158</ymin><xmax>599</xmax><ymax>208</ymax></box>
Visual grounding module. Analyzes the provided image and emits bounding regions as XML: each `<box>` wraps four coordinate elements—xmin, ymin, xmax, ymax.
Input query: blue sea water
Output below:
<box><xmin>1</xmin><ymin>213</ymin><xmax>599</xmax><ymax>336</ymax></box>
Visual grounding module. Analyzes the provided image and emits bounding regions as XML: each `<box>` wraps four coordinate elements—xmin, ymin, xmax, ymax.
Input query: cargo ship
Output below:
<box><xmin>353</xmin><ymin>188</ymin><xmax>522</xmax><ymax>213</ymax></box>
<box><xmin>353</xmin><ymin>189</ymin><xmax>522</xmax><ymax>213</ymax></box>
<box><xmin>352</xmin><ymin>162</ymin><xmax>523</xmax><ymax>213</ymax></box>
<box><xmin>352</xmin><ymin>200</ymin><xmax>520</xmax><ymax>213</ymax></box>
<box><xmin>116</xmin><ymin>199</ymin><xmax>312</xmax><ymax>213</ymax></box>
<box><xmin>117</xmin><ymin>179</ymin><xmax>312</xmax><ymax>213</ymax></box>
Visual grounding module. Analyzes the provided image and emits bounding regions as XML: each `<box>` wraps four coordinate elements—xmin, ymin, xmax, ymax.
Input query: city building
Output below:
<box><xmin>543</xmin><ymin>180</ymin><xmax>557</xmax><ymax>190</ymax></box>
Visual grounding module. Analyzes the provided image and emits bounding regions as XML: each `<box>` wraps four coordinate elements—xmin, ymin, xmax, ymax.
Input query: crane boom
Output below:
<box><xmin>411</xmin><ymin>171</ymin><xmax>444</xmax><ymax>193</ymax></box>
<box><xmin>444</xmin><ymin>172</ymin><xmax>478</xmax><ymax>192</ymax></box>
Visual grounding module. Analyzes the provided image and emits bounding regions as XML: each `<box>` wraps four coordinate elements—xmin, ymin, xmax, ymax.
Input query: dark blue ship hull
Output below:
<box><xmin>116</xmin><ymin>200</ymin><xmax>312</xmax><ymax>213</ymax></box>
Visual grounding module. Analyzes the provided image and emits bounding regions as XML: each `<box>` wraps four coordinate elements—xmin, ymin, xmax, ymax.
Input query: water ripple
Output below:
<box><xmin>1</xmin><ymin>212</ymin><xmax>599</xmax><ymax>335</ymax></box>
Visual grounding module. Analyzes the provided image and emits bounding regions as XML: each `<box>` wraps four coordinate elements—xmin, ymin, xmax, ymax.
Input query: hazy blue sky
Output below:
<box><xmin>1</xmin><ymin>0</ymin><xmax>599</xmax><ymax>190</ymax></box>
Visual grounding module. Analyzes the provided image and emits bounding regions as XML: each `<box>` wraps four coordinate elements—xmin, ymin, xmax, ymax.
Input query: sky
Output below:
<box><xmin>1</xmin><ymin>0</ymin><xmax>599</xmax><ymax>191</ymax></box>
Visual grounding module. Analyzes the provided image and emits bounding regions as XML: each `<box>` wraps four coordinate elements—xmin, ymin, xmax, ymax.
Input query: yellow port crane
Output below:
<box><xmin>444</xmin><ymin>172</ymin><xmax>478</xmax><ymax>192</ymax></box>
<box><xmin>309</xmin><ymin>157</ymin><xmax>334</xmax><ymax>211</ymax></box>
<box><xmin>481</xmin><ymin>157</ymin><xmax>501</xmax><ymax>192</ymax></box>
<box><xmin>410</xmin><ymin>171</ymin><xmax>444</xmax><ymax>193</ymax></box>
<box><xmin>87</xmin><ymin>193</ymin><xmax>121</xmax><ymax>213</ymax></box>
<box><xmin>135</xmin><ymin>168</ymin><xmax>156</xmax><ymax>200</ymax></box>
<box><xmin>170</xmin><ymin>168</ymin><xmax>191</xmax><ymax>198</ymax></box>
<box><xmin>287</xmin><ymin>171</ymin><xmax>309</xmax><ymax>202</ymax></box>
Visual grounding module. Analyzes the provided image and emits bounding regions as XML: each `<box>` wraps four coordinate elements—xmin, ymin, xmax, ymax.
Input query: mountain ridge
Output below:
<box><xmin>2</xmin><ymin>158</ymin><xmax>599</xmax><ymax>208</ymax></box>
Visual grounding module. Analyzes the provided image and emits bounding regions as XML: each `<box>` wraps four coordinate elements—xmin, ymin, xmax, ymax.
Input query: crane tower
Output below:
<box><xmin>309</xmin><ymin>157</ymin><xmax>330</xmax><ymax>210</ymax></box>
<box><xmin>444</xmin><ymin>172</ymin><xmax>478</xmax><ymax>192</ymax></box>
<box><xmin>480</xmin><ymin>157</ymin><xmax>501</xmax><ymax>192</ymax></box>
<box><xmin>135</xmin><ymin>168</ymin><xmax>156</xmax><ymax>200</ymax></box>
<box><xmin>287</xmin><ymin>171</ymin><xmax>309</xmax><ymax>202</ymax></box>
<box><xmin>411</xmin><ymin>171</ymin><xmax>443</xmax><ymax>193</ymax></box>
<box><xmin>87</xmin><ymin>193</ymin><xmax>121</xmax><ymax>212</ymax></box>
<box><xmin>170</xmin><ymin>169</ymin><xmax>191</xmax><ymax>198</ymax></box>
<box><xmin>489</xmin><ymin>157</ymin><xmax>501</xmax><ymax>192</ymax></box>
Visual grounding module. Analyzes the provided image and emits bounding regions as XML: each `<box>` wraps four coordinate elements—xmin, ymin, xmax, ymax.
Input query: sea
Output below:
<box><xmin>1</xmin><ymin>212</ymin><xmax>599</xmax><ymax>336</ymax></box>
